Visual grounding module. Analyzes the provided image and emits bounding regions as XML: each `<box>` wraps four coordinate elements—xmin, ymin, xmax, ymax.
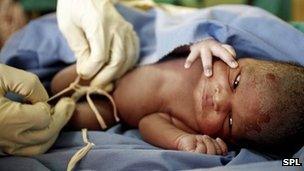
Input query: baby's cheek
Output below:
<box><xmin>198</xmin><ymin>111</ymin><xmax>222</xmax><ymax>136</ymax></box>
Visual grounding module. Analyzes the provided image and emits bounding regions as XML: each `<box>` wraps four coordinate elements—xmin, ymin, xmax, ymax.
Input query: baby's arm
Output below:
<box><xmin>139</xmin><ymin>113</ymin><xmax>228</xmax><ymax>155</ymax></box>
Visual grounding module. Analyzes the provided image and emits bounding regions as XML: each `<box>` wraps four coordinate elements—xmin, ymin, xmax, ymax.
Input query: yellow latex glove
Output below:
<box><xmin>57</xmin><ymin>0</ymin><xmax>139</xmax><ymax>90</ymax></box>
<box><xmin>0</xmin><ymin>64</ymin><xmax>75</xmax><ymax>156</ymax></box>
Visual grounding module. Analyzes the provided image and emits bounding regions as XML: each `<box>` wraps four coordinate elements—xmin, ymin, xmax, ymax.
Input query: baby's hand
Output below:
<box><xmin>177</xmin><ymin>134</ymin><xmax>228</xmax><ymax>155</ymax></box>
<box><xmin>184</xmin><ymin>38</ymin><xmax>238</xmax><ymax>77</ymax></box>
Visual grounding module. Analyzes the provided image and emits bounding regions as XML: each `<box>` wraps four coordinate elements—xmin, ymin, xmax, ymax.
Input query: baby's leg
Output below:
<box><xmin>51</xmin><ymin>65</ymin><xmax>116</xmax><ymax>130</ymax></box>
<box><xmin>68</xmin><ymin>95</ymin><xmax>116</xmax><ymax>130</ymax></box>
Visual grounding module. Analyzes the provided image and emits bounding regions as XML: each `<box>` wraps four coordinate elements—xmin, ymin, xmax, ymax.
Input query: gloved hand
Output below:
<box><xmin>0</xmin><ymin>64</ymin><xmax>75</xmax><ymax>156</ymax></box>
<box><xmin>57</xmin><ymin>0</ymin><xmax>139</xmax><ymax>90</ymax></box>
<box><xmin>184</xmin><ymin>38</ymin><xmax>238</xmax><ymax>77</ymax></box>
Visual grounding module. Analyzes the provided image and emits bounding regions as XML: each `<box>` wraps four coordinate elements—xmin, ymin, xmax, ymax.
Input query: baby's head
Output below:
<box><xmin>232</xmin><ymin>59</ymin><xmax>304</xmax><ymax>156</ymax></box>
<box><xmin>194</xmin><ymin>58</ymin><xmax>304</xmax><ymax>156</ymax></box>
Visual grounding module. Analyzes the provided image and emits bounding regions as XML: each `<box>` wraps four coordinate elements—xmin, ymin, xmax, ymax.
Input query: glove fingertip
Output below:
<box><xmin>36</xmin><ymin>102</ymin><xmax>51</xmax><ymax>113</ymax></box>
<box><xmin>77</xmin><ymin>69</ymin><xmax>92</xmax><ymax>80</ymax></box>
<box><xmin>55</xmin><ymin>97</ymin><xmax>76</xmax><ymax>116</ymax></box>
<box><xmin>62</xmin><ymin>97</ymin><xmax>76</xmax><ymax>108</ymax></box>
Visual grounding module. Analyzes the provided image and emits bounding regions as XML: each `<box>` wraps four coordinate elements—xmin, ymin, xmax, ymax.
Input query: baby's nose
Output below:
<box><xmin>213</xmin><ymin>86</ymin><xmax>231</xmax><ymax>113</ymax></box>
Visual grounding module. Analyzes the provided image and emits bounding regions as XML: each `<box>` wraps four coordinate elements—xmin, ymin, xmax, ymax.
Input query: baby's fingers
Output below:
<box><xmin>200</xmin><ymin>47</ymin><xmax>212</xmax><ymax>77</ymax></box>
<box><xmin>221</xmin><ymin>44</ymin><xmax>236</xmax><ymax>57</ymax></box>
<box><xmin>195</xmin><ymin>142</ymin><xmax>207</xmax><ymax>153</ymax></box>
<box><xmin>185</xmin><ymin>50</ymin><xmax>199</xmax><ymax>69</ymax></box>
<box><xmin>202</xmin><ymin>135</ymin><xmax>216</xmax><ymax>155</ymax></box>
<box><xmin>216</xmin><ymin>137</ymin><xmax>228</xmax><ymax>155</ymax></box>
<box><xmin>211</xmin><ymin>138</ymin><xmax>223</xmax><ymax>155</ymax></box>
<box><xmin>211</xmin><ymin>44</ymin><xmax>238</xmax><ymax>69</ymax></box>
<box><xmin>195</xmin><ymin>136</ymin><xmax>207</xmax><ymax>153</ymax></box>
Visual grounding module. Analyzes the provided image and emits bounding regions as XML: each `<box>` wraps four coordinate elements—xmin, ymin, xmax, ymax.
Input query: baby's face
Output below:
<box><xmin>193</xmin><ymin>58</ymin><xmax>279</xmax><ymax>141</ymax></box>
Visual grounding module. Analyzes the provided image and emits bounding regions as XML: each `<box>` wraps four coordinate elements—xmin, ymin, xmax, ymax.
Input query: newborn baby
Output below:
<box><xmin>114</xmin><ymin>57</ymin><xmax>304</xmax><ymax>157</ymax></box>
<box><xmin>51</xmin><ymin>43</ymin><xmax>304</xmax><ymax>157</ymax></box>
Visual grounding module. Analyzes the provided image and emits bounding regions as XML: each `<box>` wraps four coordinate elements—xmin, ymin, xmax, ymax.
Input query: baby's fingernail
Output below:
<box><xmin>230</xmin><ymin>61</ymin><xmax>238</xmax><ymax>68</ymax></box>
<box><xmin>205</xmin><ymin>68</ymin><xmax>212</xmax><ymax>77</ymax></box>
<box><xmin>184</xmin><ymin>62</ymin><xmax>191</xmax><ymax>69</ymax></box>
<box><xmin>216</xmin><ymin>137</ymin><xmax>221</xmax><ymax>142</ymax></box>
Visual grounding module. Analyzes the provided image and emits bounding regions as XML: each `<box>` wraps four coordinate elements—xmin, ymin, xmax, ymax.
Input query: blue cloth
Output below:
<box><xmin>0</xmin><ymin>4</ymin><xmax>303</xmax><ymax>171</ymax></box>
<box><xmin>1</xmin><ymin>5</ymin><xmax>304</xmax><ymax>89</ymax></box>
<box><xmin>0</xmin><ymin>126</ymin><xmax>302</xmax><ymax>170</ymax></box>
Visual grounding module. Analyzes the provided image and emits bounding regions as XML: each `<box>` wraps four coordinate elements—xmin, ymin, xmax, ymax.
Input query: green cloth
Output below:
<box><xmin>154</xmin><ymin>0</ymin><xmax>247</xmax><ymax>7</ymax></box>
<box><xmin>291</xmin><ymin>22</ymin><xmax>304</xmax><ymax>33</ymax></box>
<box><xmin>154</xmin><ymin>0</ymin><xmax>291</xmax><ymax>21</ymax></box>
<box><xmin>19</xmin><ymin>0</ymin><xmax>300</xmax><ymax>31</ymax></box>
<box><xmin>154</xmin><ymin>0</ymin><xmax>204</xmax><ymax>7</ymax></box>
<box><xmin>19</xmin><ymin>0</ymin><xmax>292</xmax><ymax>22</ymax></box>
<box><xmin>20</xmin><ymin>0</ymin><xmax>57</xmax><ymax>12</ymax></box>
<box><xmin>252</xmin><ymin>0</ymin><xmax>291</xmax><ymax>21</ymax></box>
<box><xmin>204</xmin><ymin>0</ymin><xmax>246</xmax><ymax>6</ymax></box>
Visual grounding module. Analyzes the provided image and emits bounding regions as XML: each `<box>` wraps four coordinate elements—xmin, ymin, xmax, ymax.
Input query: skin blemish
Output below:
<box><xmin>266</xmin><ymin>73</ymin><xmax>277</xmax><ymax>84</ymax></box>
<box><xmin>245</xmin><ymin>118</ymin><xmax>262</xmax><ymax>133</ymax></box>
<box><xmin>257</xmin><ymin>113</ymin><xmax>270</xmax><ymax>125</ymax></box>
<box><xmin>245</xmin><ymin>122</ymin><xmax>262</xmax><ymax>133</ymax></box>
<box><xmin>244</xmin><ymin>113</ymin><xmax>271</xmax><ymax>139</ymax></box>
<box><xmin>244</xmin><ymin>99</ymin><xmax>272</xmax><ymax>134</ymax></box>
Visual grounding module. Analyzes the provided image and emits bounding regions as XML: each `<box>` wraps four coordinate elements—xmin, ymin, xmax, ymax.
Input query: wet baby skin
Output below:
<box><xmin>52</xmin><ymin>58</ymin><xmax>279</xmax><ymax>155</ymax></box>
<box><xmin>114</xmin><ymin>58</ymin><xmax>278</xmax><ymax>155</ymax></box>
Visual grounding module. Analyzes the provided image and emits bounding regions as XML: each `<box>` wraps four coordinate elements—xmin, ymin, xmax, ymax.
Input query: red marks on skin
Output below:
<box><xmin>266</xmin><ymin>73</ymin><xmax>277</xmax><ymax>83</ymax></box>
<box><xmin>265</xmin><ymin>73</ymin><xmax>279</xmax><ymax>90</ymax></box>
<box><xmin>257</xmin><ymin>114</ymin><xmax>270</xmax><ymax>126</ymax></box>
<box><xmin>245</xmin><ymin>114</ymin><xmax>271</xmax><ymax>133</ymax></box>
<box><xmin>246</xmin><ymin>122</ymin><xmax>262</xmax><ymax>133</ymax></box>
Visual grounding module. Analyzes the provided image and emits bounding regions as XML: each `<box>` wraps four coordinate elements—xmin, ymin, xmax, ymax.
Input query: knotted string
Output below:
<box><xmin>48</xmin><ymin>76</ymin><xmax>120</xmax><ymax>171</ymax></box>
<box><xmin>48</xmin><ymin>76</ymin><xmax>119</xmax><ymax>129</ymax></box>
